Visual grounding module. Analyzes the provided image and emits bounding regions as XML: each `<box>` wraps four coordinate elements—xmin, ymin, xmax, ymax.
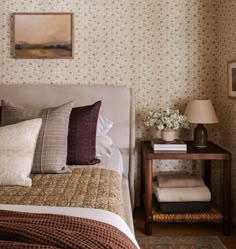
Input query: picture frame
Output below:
<box><xmin>227</xmin><ymin>60</ymin><xmax>236</xmax><ymax>98</ymax></box>
<box><xmin>13</xmin><ymin>12</ymin><xmax>74</xmax><ymax>59</ymax></box>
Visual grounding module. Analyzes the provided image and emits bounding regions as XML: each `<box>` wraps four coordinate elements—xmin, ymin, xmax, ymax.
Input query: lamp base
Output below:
<box><xmin>194</xmin><ymin>124</ymin><xmax>208</xmax><ymax>148</ymax></box>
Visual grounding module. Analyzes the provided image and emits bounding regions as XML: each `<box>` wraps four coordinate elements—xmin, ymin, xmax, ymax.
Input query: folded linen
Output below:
<box><xmin>157</xmin><ymin>174</ymin><xmax>205</xmax><ymax>188</ymax></box>
<box><xmin>153</xmin><ymin>182</ymin><xmax>211</xmax><ymax>202</ymax></box>
<box><xmin>157</xmin><ymin>201</ymin><xmax>211</xmax><ymax>213</ymax></box>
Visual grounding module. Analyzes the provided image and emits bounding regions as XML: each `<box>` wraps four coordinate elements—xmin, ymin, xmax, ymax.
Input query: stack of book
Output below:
<box><xmin>151</xmin><ymin>139</ymin><xmax>187</xmax><ymax>152</ymax></box>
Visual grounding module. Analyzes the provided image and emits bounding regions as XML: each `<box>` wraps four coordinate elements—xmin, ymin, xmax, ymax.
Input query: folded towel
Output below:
<box><xmin>153</xmin><ymin>182</ymin><xmax>211</xmax><ymax>202</ymax></box>
<box><xmin>157</xmin><ymin>174</ymin><xmax>205</xmax><ymax>188</ymax></box>
<box><xmin>157</xmin><ymin>201</ymin><xmax>211</xmax><ymax>213</ymax></box>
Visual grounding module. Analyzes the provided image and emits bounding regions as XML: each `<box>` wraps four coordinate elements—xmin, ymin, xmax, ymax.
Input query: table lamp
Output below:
<box><xmin>184</xmin><ymin>99</ymin><xmax>218</xmax><ymax>148</ymax></box>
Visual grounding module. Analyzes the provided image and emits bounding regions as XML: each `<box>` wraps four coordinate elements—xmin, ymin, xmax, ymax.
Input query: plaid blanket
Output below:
<box><xmin>0</xmin><ymin>210</ymin><xmax>137</xmax><ymax>249</ymax></box>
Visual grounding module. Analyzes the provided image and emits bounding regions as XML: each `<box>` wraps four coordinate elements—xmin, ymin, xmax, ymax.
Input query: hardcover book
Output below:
<box><xmin>151</xmin><ymin>139</ymin><xmax>187</xmax><ymax>151</ymax></box>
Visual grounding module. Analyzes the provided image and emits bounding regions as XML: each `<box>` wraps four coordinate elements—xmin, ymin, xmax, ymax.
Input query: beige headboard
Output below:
<box><xmin>0</xmin><ymin>84</ymin><xmax>135</xmax><ymax>207</ymax></box>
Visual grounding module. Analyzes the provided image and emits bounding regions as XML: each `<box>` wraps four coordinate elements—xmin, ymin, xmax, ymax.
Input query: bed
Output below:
<box><xmin>0</xmin><ymin>85</ymin><xmax>138</xmax><ymax>248</ymax></box>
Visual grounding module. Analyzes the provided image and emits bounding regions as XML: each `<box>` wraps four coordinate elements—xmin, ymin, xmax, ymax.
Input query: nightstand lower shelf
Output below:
<box><xmin>141</xmin><ymin>141</ymin><xmax>231</xmax><ymax>235</ymax></box>
<box><xmin>152</xmin><ymin>206</ymin><xmax>223</xmax><ymax>223</ymax></box>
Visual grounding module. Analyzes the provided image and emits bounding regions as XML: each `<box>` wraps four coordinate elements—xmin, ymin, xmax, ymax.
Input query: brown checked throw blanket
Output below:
<box><xmin>0</xmin><ymin>210</ymin><xmax>137</xmax><ymax>249</ymax></box>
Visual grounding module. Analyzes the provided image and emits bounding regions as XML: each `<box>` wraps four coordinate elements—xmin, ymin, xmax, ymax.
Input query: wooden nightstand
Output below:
<box><xmin>141</xmin><ymin>140</ymin><xmax>231</xmax><ymax>236</ymax></box>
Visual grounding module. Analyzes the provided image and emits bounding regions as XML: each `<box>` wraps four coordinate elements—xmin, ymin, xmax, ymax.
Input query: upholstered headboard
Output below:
<box><xmin>0</xmin><ymin>84</ymin><xmax>135</xmax><ymax>207</ymax></box>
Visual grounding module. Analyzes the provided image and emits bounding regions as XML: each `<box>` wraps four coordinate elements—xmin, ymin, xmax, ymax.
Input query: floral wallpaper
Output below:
<box><xmin>0</xmin><ymin>0</ymin><xmax>235</xmax><ymax>221</ymax></box>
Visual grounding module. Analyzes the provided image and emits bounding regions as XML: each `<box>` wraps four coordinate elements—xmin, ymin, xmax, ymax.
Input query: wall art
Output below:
<box><xmin>227</xmin><ymin>60</ymin><xmax>236</xmax><ymax>97</ymax></box>
<box><xmin>13</xmin><ymin>13</ymin><xmax>74</xmax><ymax>59</ymax></box>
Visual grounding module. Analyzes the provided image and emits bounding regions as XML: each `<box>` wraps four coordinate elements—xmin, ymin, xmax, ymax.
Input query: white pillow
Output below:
<box><xmin>96</xmin><ymin>136</ymin><xmax>113</xmax><ymax>158</ymax></box>
<box><xmin>0</xmin><ymin>119</ymin><xmax>42</xmax><ymax>186</ymax></box>
<box><xmin>96</xmin><ymin>115</ymin><xmax>113</xmax><ymax>137</ymax></box>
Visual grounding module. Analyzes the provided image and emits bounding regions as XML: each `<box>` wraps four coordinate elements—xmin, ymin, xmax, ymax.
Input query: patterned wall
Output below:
<box><xmin>218</xmin><ymin>0</ymin><xmax>236</xmax><ymax>225</ymax></box>
<box><xmin>0</xmin><ymin>0</ymin><xmax>231</xmax><ymax>212</ymax></box>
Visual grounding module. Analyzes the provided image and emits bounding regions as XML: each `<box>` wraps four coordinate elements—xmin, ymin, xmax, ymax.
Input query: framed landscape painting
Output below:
<box><xmin>228</xmin><ymin>60</ymin><xmax>236</xmax><ymax>98</ymax></box>
<box><xmin>13</xmin><ymin>13</ymin><xmax>74</xmax><ymax>59</ymax></box>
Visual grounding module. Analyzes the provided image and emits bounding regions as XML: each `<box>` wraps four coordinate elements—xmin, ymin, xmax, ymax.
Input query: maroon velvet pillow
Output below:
<box><xmin>67</xmin><ymin>101</ymin><xmax>101</xmax><ymax>165</ymax></box>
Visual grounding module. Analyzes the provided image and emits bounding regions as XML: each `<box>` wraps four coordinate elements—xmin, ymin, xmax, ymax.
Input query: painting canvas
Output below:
<box><xmin>13</xmin><ymin>13</ymin><xmax>73</xmax><ymax>59</ymax></box>
<box><xmin>227</xmin><ymin>60</ymin><xmax>236</xmax><ymax>97</ymax></box>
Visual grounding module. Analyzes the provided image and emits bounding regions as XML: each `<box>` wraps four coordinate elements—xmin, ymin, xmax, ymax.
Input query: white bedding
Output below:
<box><xmin>70</xmin><ymin>146</ymin><xmax>124</xmax><ymax>175</ymax></box>
<box><xmin>0</xmin><ymin>204</ymin><xmax>139</xmax><ymax>248</ymax></box>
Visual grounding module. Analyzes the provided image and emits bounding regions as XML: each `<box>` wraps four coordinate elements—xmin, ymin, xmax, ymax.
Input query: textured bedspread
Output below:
<box><xmin>0</xmin><ymin>168</ymin><xmax>123</xmax><ymax>217</ymax></box>
<box><xmin>0</xmin><ymin>209</ymin><xmax>137</xmax><ymax>249</ymax></box>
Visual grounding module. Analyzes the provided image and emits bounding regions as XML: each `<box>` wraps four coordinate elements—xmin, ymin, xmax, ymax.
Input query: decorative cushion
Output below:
<box><xmin>96</xmin><ymin>115</ymin><xmax>113</xmax><ymax>136</ymax></box>
<box><xmin>67</xmin><ymin>101</ymin><xmax>101</xmax><ymax>165</ymax></box>
<box><xmin>0</xmin><ymin>119</ymin><xmax>42</xmax><ymax>186</ymax></box>
<box><xmin>96</xmin><ymin>135</ymin><xmax>113</xmax><ymax>158</ymax></box>
<box><xmin>1</xmin><ymin>100</ymin><xmax>74</xmax><ymax>173</ymax></box>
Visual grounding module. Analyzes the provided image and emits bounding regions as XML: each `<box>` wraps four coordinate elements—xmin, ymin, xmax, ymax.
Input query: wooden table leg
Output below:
<box><xmin>223</xmin><ymin>158</ymin><xmax>231</xmax><ymax>235</ymax></box>
<box><xmin>204</xmin><ymin>160</ymin><xmax>211</xmax><ymax>191</ymax></box>
<box><xmin>140</xmin><ymin>147</ymin><xmax>144</xmax><ymax>208</ymax></box>
<box><xmin>145</xmin><ymin>159</ymin><xmax>153</xmax><ymax>235</ymax></box>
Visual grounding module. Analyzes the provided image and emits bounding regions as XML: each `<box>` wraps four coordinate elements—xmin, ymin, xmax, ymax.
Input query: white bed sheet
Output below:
<box><xmin>0</xmin><ymin>204</ymin><xmax>139</xmax><ymax>248</ymax></box>
<box><xmin>69</xmin><ymin>146</ymin><xmax>124</xmax><ymax>175</ymax></box>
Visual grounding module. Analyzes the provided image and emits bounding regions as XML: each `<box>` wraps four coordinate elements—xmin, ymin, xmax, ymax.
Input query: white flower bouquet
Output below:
<box><xmin>145</xmin><ymin>109</ymin><xmax>189</xmax><ymax>130</ymax></box>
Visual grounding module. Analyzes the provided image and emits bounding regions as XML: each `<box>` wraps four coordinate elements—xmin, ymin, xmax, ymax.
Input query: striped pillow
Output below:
<box><xmin>1</xmin><ymin>100</ymin><xmax>74</xmax><ymax>174</ymax></box>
